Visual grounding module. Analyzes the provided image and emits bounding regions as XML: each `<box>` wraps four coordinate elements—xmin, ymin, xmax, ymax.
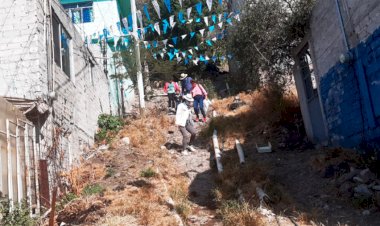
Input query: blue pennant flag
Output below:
<box><xmin>153</xmin><ymin>40</ymin><xmax>158</xmax><ymax>48</ymax></box>
<box><xmin>224</xmin><ymin>12</ymin><xmax>228</xmax><ymax>19</ymax></box>
<box><xmin>206</xmin><ymin>40</ymin><xmax>213</xmax><ymax>46</ymax></box>
<box><xmin>164</xmin><ymin>0</ymin><xmax>171</xmax><ymax>13</ymax></box>
<box><xmin>128</xmin><ymin>15</ymin><xmax>133</xmax><ymax>30</ymax></box>
<box><xmin>178</xmin><ymin>12</ymin><xmax>186</xmax><ymax>24</ymax></box>
<box><xmin>168</xmin><ymin>52</ymin><xmax>175</xmax><ymax>61</ymax></box>
<box><xmin>124</xmin><ymin>38</ymin><xmax>129</xmax><ymax>46</ymax></box>
<box><xmin>153</xmin><ymin>53</ymin><xmax>157</xmax><ymax>59</ymax></box>
<box><xmin>185</xmin><ymin>58</ymin><xmax>189</xmax><ymax>65</ymax></box>
<box><xmin>122</xmin><ymin>28</ymin><xmax>128</xmax><ymax>35</ymax></box>
<box><xmin>172</xmin><ymin>36</ymin><xmax>178</xmax><ymax>45</ymax></box>
<box><xmin>227</xmin><ymin>54</ymin><xmax>233</xmax><ymax>59</ymax></box>
<box><xmin>190</xmin><ymin>32</ymin><xmax>196</xmax><ymax>38</ymax></box>
<box><xmin>226</xmin><ymin>18</ymin><xmax>232</xmax><ymax>25</ymax></box>
<box><xmin>194</xmin><ymin>46</ymin><xmax>199</xmax><ymax>51</ymax></box>
<box><xmin>188</xmin><ymin>54</ymin><xmax>193</xmax><ymax>59</ymax></box>
<box><xmin>209</xmin><ymin>25</ymin><xmax>215</xmax><ymax>32</ymax></box>
<box><xmin>217</xmin><ymin>33</ymin><xmax>223</xmax><ymax>40</ymax></box>
<box><xmin>174</xmin><ymin>48</ymin><xmax>179</xmax><ymax>53</ymax></box>
<box><xmin>143</xmin><ymin>4</ymin><xmax>151</xmax><ymax>21</ymax></box>
<box><xmin>163</xmin><ymin>23</ymin><xmax>169</xmax><ymax>34</ymax></box>
<box><xmin>137</xmin><ymin>29</ymin><xmax>142</xmax><ymax>39</ymax></box>
<box><xmin>212</xmin><ymin>56</ymin><xmax>217</xmax><ymax>62</ymax></box>
<box><xmin>200</xmin><ymin>55</ymin><xmax>205</xmax><ymax>62</ymax></box>
<box><xmin>195</xmin><ymin>17</ymin><xmax>201</xmax><ymax>23</ymax></box>
<box><xmin>212</xmin><ymin>14</ymin><xmax>217</xmax><ymax>24</ymax></box>
<box><xmin>147</xmin><ymin>43</ymin><xmax>151</xmax><ymax>49</ymax></box>
<box><xmin>195</xmin><ymin>2</ymin><xmax>203</xmax><ymax>15</ymax></box>
<box><xmin>150</xmin><ymin>24</ymin><xmax>155</xmax><ymax>32</ymax></box>
<box><xmin>116</xmin><ymin>22</ymin><xmax>121</xmax><ymax>32</ymax></box>
<box><xmin>220</xmin><ymin>56</ymin><xmax>226</xmax><ymax>61</ymax></box>
<box><xmin>144</xmin><ymin>27</ymin><xmax>149</xmax><ymax>34</ymax></box>
<box><xmin>218</xmin><ymin>0</ymin><xmax>222</xmax><ymax>5</ymax></box>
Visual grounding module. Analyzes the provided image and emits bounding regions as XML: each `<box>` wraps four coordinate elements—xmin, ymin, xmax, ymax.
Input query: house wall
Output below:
<box><xmin>306</xmin><ymin>0</ymin><xmax>380</xmax><ymax>148</ymax></box>
<box><xmin>0</xmin><ymin>0</ymin><xmax>111</xmax><ymax>169</ymax></box>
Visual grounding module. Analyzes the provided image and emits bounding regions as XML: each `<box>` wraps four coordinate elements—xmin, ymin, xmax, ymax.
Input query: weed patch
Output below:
<box><xmin>0</xmin><ymin>200</ymin><xmax>35</xmax><ymax>226</ymax></box>
<box><xmin>140</xmin><ymin>168</ymin><xmax>157</xmax><ymax>178</ymax></box>
<box><xmin>82</xmin><ymin>184</ymin><xmax>105</xmax><ymax>196</ymax></box>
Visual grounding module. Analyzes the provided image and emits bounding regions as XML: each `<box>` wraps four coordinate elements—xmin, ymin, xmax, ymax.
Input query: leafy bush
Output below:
<box><xmin>81</xmin><ymin>184</ymin><xmax>105</xmax><ymax>196</ymax></box>
<box><xmin>140</xmin><ymin>168</ymin><xmax>157</xmax><ymax>178</ymax></box>
<box><xmin>95</xmin><ymin>114</ymin><xmax>124</xmax><ymax>143</ymax></box>
<box><xmin>57</xmin><ymin>192</ymin><xmax>78</xmax><ymax>211</ymax></box>
<box><xmin>0</xmin><ymin>200</ymin><xmax>35</xmax><ymax>226</ymax></box>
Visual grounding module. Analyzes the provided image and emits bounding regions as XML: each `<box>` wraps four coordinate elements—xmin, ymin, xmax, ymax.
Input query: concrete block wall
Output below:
<box><xmin>0</xmin><ymin>0</ymin><xmax>111</xmax><ymax>169</ymax></box>
<box><xmin>319</xmin><ymin>26</ymin><xmax>380</xmax><ymax>148</ymax></box>
<box><xmin>0</xmin><ymin>0</ymin><xmax>47</xmax><ymax>99</ymax></box>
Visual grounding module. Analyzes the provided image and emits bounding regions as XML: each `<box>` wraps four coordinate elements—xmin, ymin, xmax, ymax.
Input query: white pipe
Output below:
<box><xmin>16</xmin><ymin>122</ymin><xmax>23</xmax><ymax>203</ymax></box>
<box><xmin>256</xmin><ymin>187</ymin><xmax>269</xmax><ymax>207</ymax></box>
<box><xmin>33</xmin><ymin>127</ymin><xmax>40</xmax><ymax>214</ymax></box>
<box><xmin>235</xmin><ymin>139</ymin><xmax>245</xmax><ymax>164</ymax></box>
<box><xmin>212</xmin><ymin>130</ymin><xmax>223</xmax><ymax>173</ymax></box>
<box><xmin>6</xmin><ymin>119</ymin><xmax>13</xmax><ymax>209</ymax></box>
<box><xmin>24</xmin><ymin>124</ymin><xmax>32</xmax><ymax>215</ymax></box>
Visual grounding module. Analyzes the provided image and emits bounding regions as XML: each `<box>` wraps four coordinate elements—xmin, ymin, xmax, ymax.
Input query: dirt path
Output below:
<box><xmin>165</xmin><ymin>114</ymin><xmax>223</xmax><ymax>226</ymax></box>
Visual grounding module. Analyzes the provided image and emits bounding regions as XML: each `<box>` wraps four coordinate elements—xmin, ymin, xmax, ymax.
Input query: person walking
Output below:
<box><xmin>190</xmin><ymin>80</ymin><xmax>208</xmax><ymax>122</ymax></box>
<box><xmin>175</xmin><ymin>93</ymin><xmax>197</xmax><ymax>155</ymax></box>
<box><xmin>164</xmin><ymin>78</ymin><xmax>180</xmax><ymax>112</ymax></box>
<box><xmin>179</xmin><ymin>73</ymin><xmax>193</xmax><ymax>95</ymax></box>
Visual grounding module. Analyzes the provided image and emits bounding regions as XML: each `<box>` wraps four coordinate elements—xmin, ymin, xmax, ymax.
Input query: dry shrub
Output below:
<box><xmin>218</xmin><ymin>200</ymin><xmax>264</xmax><ymax>226</ymax></box>
<box><xmin>64</xmin><ymin>162</ymin><xmax>106</xmax><ymax>195</ymax></box>
<box><xmin>169</xmin><ymin>179</ymin><xmax>192</xmax><ymax>219</ymax></box>
<box><xmin>118</xmin><ymin>110</ymin><xmax>171</xmax><ymax>150</ymax></box>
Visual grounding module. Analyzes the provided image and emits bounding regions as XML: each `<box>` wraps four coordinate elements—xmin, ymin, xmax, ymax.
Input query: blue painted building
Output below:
<box><xmin>293</xmin><ymin>0</ymin><xmax>380</xmax><ymax>149</ymax></box>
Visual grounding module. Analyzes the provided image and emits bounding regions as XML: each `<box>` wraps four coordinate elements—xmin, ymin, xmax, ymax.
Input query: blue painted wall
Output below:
<box><xmin>320</xmin><ymin>26</ymin><xmax>380</xmax><ymax>148</ymax></box>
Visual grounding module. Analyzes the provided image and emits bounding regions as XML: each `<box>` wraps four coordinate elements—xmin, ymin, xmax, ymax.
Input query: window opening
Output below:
<box><xmin>299</xmin><ymin>45</ymin><xmax>318</xmax><ymax>100</ymax></box>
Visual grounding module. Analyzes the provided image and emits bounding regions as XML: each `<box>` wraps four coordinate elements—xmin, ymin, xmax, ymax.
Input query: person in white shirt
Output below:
<box><xmin>175</xmin><ymin>94</ymin><xmax>197</xmax><ymax>155</ymax></box>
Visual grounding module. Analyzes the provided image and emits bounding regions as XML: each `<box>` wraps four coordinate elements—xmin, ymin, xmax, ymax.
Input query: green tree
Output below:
<box><xmin>227</xmin><ymin>0</ymin><xmax>315</xmax><ymax>93</ymax></box>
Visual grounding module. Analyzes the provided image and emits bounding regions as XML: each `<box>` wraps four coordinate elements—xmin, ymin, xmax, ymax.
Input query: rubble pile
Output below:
<box><xmin>336</xmin><ymin>167</ymin><xmax>380</xmax><ymax>208</ymax></box>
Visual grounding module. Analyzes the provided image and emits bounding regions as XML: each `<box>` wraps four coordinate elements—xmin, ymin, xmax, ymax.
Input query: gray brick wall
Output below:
<box><xmin>310</xmin><ymin>0</ymin><xmax>380</xmax><ymax>78</ymax></box>
<box><xmin>0</xmin><ymin>0</ymin><xmax>111</xmax><ymax>167</ymax></box>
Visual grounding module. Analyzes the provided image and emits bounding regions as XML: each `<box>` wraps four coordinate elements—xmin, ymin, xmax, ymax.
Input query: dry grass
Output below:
<box><xmin>218</xmin><ymin>200</ymin><xmax>264</xmax><ymax>226</ymax></box>
<box><xmin>63</xmin><ymin>162</ymin><xmax>106</xmax><ymax>195</ymax></box>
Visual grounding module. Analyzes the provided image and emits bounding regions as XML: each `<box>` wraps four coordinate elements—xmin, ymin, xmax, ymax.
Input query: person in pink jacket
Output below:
<box><xmin>190</xmin><ymin>80</ymin><xmax>208</xmax><ymax>122</ymax></box>
<box><xmin>164</xmin><ymin>78</ymin><xmax>180</xmax><ymax>112</ymax></box>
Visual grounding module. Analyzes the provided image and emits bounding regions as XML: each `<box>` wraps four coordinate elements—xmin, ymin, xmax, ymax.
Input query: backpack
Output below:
<box><xmin>167</xmin><ymin>82</ymin><xmax>175</xmax><ymax>93</ymax></box>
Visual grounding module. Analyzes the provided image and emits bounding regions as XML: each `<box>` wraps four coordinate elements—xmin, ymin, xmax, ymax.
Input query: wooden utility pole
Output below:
<box><xmin>130</xmin><ymin>0</ymin><xmax>145</xmax><ymax>112</ymax></box>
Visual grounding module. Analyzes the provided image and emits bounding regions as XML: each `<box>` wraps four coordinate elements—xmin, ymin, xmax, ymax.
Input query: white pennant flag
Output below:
<box><xmin>193</xmin><ymin>59</ymin><xmax>198</xmax><ymax>65</ymax></box>
<box><xmin>189</xmin><ymin>49</ymin><xmax>193</xmax><ymax>55</ymax></box>
<box><xmin>199</xmin><ymin>29</ymin><xmax>205</xmax><ymax>37</ymax></box>
<box><xmin>172</xmin><ymin>22</ymin><xmax>176</xmax><ymax>29</ymax></box>
<box><xmin>143</xmin><ymin>41</ymin><xmax>148</xmax><ymax>48</ymax></box>
<box><xmin>175</xmin><ymin>53</ymin><xmax>179</xmax><ymax>58</ymax></box>
<box><xmin>162</xmin><ymin>39</ymin><xmax>168</xmax><ymax>45</ymax></box>
<box><xmin>206</xmin><ymin>0</ymin><xmax>213</xmax><ymax>11</ymax></box>
<box><xmin>234</xmin><ymin>14</ymin><xmax>240</xmax><ymax>21</ymax></box>
<box><xmin>204</xmin><ymin>17</ymin><xmax>209</xmax><ymax>26</ymax></box>
<box><xmin>181</xmin><ymin>52</ymin><xmax>186</xmax><ymax>57</ymax></box>
<box><xmin>218</xmin><ymin>14</ymin><xmax>222</xmax><ymax>22</ymax></box>
<box><xmin>187</xmin><ymin>7</ymin><xmax>192</xmax><ymax>19</ymax></box>
<box><xmin>136</xmin><ymin>10</ymin><xmax>143</xmax><ymax>28</ymax></box>
<box><xmin>169</xmin><ymin>15</ymin><xmax>175</xmax><ymax>28</ymax></box>
<box><xmin>160</xmin><ymin>52</ymin><xmax>164</xmax><ymax>58</ymax></box>
<box><xmin>187</xmin><ymin>19</ymin><xmax>193</xmax><ymax>24</ymax></box>
<box><xmin>152</xmin><ymin>0</ymin><xmax>161</xmax><ymax>19</ymax></box>
<box><xmin>154</xmin><ymin>22</ymin><xmax>161</xmax><ymax>35</ymax></box>
<box><xmin>218</xmin><ymin>22</ymin><xmax>223</xmax><ymax>29</ymax></box>
<box><xmin>179</xmin><ymin>0</ymin><xmax>183</xmax><ymax>8</ymax></box>
<box><xmin>212</xmin><ymin>37</ymin><xmax>217</xmax><ymax>42</ymax></box>
<box><xmin>177</xmin><ymin>57</ymin><xmax>182</xmax><ymax>63</ymax></box>
<box><xmin>205</xmin><ymin>56</ymin><xmax>210</xmax><ymax>60</ymax></box>
<box><xmin>181</xmin><ymin>34</ymin><xmax>187</xmax><ymax>40</ymax></box>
